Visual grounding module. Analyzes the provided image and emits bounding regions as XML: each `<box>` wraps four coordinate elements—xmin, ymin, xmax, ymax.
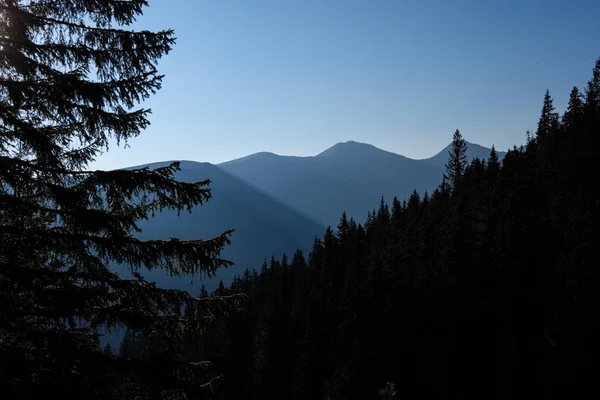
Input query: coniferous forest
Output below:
<box><xmin>121</xmin><ymin>62</ymin><xmax>600</xmax><ymax>399</ymax></box>
<box><xmin>2</xmin><ymin>1</ymin><xmax>600</xmax><ymax>399</ymax></box>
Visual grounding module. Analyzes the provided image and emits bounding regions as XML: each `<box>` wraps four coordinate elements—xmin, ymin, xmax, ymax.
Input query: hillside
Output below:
<box><xmin>309</xmin><ymin>140</ymin><xmax>444</xmax><ymax>218</ymax></box>
<box><xmin>219</xmin><ymin>152</ymin><xmax>371</xmax><ymax>226</ymax></box>
<box><xmin>112</xmin><ymin>161</ymin><xmax>325</xmax><ymax>294</ymax></box>
<box><xmin>220</xmin><ymin>140</ymin><xmax>499</xmax><ymax>226</ymax></box>
<box><xmin>422</xmin><ymin>140</ymin><xmax>507</xmax><ymax>168</ymax></box>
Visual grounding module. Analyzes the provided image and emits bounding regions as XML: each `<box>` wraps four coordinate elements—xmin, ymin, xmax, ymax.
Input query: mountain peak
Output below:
<box><xmin>316</xmin><ymin>140</ymin><xmax>384</xmax><ymax>158</ymax></box>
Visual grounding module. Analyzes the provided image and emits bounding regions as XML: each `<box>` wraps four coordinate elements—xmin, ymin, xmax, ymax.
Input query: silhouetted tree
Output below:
<box><xmin>536</xmin><ymin>90</ymin><xmax>560</xmax><ymax>139</ymax></box>
<box><xmin>0</xmin><ymin>1</ymin><xmax>241</xmax><ymax>399</ymax></box>
<box><xmin>563</xmin><ymin>87</ymin><xmax>585</xmax><ymax>135</ymax></box>
<box><xmin>444</xmin><ymin>129</ymin><xmax>468</xmax><ymax>190</ymax></box>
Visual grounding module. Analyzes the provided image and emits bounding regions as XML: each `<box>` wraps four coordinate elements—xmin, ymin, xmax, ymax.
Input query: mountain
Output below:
<box><xmin>422</xmin><ymin>141</ymin><xmax>507</xmax><ymax>168</ymax></box>
<box><xmin>308</xmin><ymin>140</ymin><xmax>444</xmax><ymax>217</ymax></box>
<box><xmin>219</xmin><ymin>151</ymin><xmax>371</xmax><ymax>227</ymax></box>
<box><xmin>219</xmin><ymin>140</ymin><xmax>503</xmax><ymax>226</ymax></box>
<box><xmin>113</xmin><ymin>160</ymin><xmax>325</xmax><ymax>294</ymax></box>
<box><xmin>112</xmin><ymin>141</ymin><xmax>503</xmax><ymax>292</ymax></box>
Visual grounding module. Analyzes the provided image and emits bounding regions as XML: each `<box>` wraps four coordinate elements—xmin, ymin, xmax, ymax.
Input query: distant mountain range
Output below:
<box><xmin>219</xmin><ymin>140</ymin><xmax>506</xmax><ymax>226</ymax></box>
<box><xmin>116</xmin><ymin>141</ymin><xmax>506</xmax><ymax>293</ymax></box>
<box><xmin>101</xmin><ymin>140</ymin><xmax>504</xmax><ymax>347</ymax></box>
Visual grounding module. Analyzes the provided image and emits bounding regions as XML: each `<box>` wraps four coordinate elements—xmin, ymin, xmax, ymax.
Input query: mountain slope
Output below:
<box><xmin>310</xmin><ymin>140</ymin><xmax>445</xmax><ymax>210</ymax></box>
<box><xmin>220</xmin><ymin>141</ymin><xmax>444</xmax><ymax>226</ymax></box>
<box><xmin>422</xmin><ymin>141</ymin><xmax>507</xmax><ymax>168</ymax></box>
<box><xmin>219</xmin><ymin>140</ymin><xmax>502</xmax><ymax>227</ymax></box>
<box><xmin>219</xmin><ymin>152</ymin><xmax>372</xmax><ymax>227</ymax></box>
<box><xmin>113</xmin><ymin>160</ymin><xmax>325</xmax><ymax>294</ymax></box>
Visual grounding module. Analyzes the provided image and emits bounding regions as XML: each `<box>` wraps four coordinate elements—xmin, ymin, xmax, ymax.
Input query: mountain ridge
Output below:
<box><xmin>116</xmin><ymin>140</ymin><xmax>508</xmax><ymax>289</ymax></box>
<box><xmin>220</xmin><ymin>140</ymin><xmax>507</xmax><ymax>166</ymax></box>
<box><xmin>218</xmin><ymin>140</ymin><xmax>506</xmax><ymax>226</ymax></box>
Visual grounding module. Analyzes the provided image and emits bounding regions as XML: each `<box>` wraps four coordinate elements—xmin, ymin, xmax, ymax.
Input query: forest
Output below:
<box><xmin>120</xmin><ymin>66</ymin><xmax>600</xmax><ymax>398</ymax></box>
<box><xmin>1</xmin><ymin>1</ymin><xmax>599</xmax><ymax>399</ymax></box>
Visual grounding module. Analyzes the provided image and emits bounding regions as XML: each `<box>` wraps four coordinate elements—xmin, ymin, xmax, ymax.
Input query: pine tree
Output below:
<box><xmin>200</xmin><ymin>284</ymin><xmax>209</xmax><ymax>298</ymax></box>
<box><xmin>281</xmin><ymin>253</ymin><xmax>289</xmax><ymax>269</ymax></box>
<box><xmin>407</xmin><ymin>189</ymin><xmax>421</xmax><ymax>218</ymax></box>
<box><xmin>216</xmin><ymin>280</ymin><xmax>227</xmax><ymax>296</ymax></box>
<box><xmin>0</xmin><ymin>1</ymin><xmax>241</xmax><ymax>398</ymax></box>
<box><xmin>561</xmin><ymin>87</ymin><xmax>586</xmax><ymax>177</ymax></box>
<box><xmin>525</xmin><ymin>129</ymin><xmax>534</xmax><ymax>145</ymax></box>
<box><xmin>337</xmin><ymin>211</ymin><xmax>351</xmax><ymax>241</ymax></box>
<box><xmin>488</xmin><ymin>145</ymin><xmax>499</xmax><ymax>168</ymax></box>
<box><xmin>422</xmin><ymin>191</ymin><xmax>430</xmax><ymax>208</ymax></box>
<box><xmin>584</xmin><ymin>58</ymin><xmax>600</xmax><ymax>153</ymax></box>
<box><xmin>444</xmin><ymin>129</ymin><xmax>468</xmax><ymax>190</ymax></box>
<box><xmin>536</xmin><ymin>90</ymin><xmax>560</xmax><ymax>139</ymax></box>
<box><xmin>260</xmin><ymin>259</ymin><xmax>269</xmax><ymax>275</ymax></box>
<box><xmin>291</xmin><ymin>249</ymin><xmax>307</xmax><ymax>270</ymax></box>
<box><xmin>377</xmin><ymin>196</ymin><xmax>391</xmax><ymax>221</ymax></box>
<box><xmin>391</xmin><ymin>196</ymin><xmax>402</xmax><ymax>221</ymax></box>
<box><xmin>585</xmin><ymin>58</ymin><xmax>600</xmax><ymax>114</ymax></box>
<box><xmin>562</xmin><ymin>87</ymin><xmax>584</xmax><ymax>135</ymax></box>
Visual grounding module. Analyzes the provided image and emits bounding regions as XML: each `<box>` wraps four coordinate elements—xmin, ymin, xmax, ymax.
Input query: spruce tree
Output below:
<box><xmin>0</xmin><ymin>1</ymin><xmax>240</xmax><ymax>398</ymax></box>
<box><xmin>584</xmin><ymin>58</ymin><xmax>600</xmax><ymax>152</ymax></box>
<box><xmin>488</xmin><ymin>145</ymin><xmax>499</xmax><ymax>168</ymax></box>
<box><xmin>200</xmin><ymin>284</ymin><xmax>209</xmax><ymax>298</ymax></box>
<box><xmin>562</xmin><ymin>87</ymin><xmax>584</xmax><ymax>135</ymax></box>
<box><xmin>337</xmin><ymin>211</ymin><xmax>351</xmax><ymax>241</ymax></box>
<box><xmin>585</xmin><ymin>58</ymin><xmax>600</xmax><ymax>113</ymax></box>
<box><xmin>444</xmin><ymin>129</ymin><xmax>468</xmax><ymax>190</ymax></box>
<box><xmin>290</xmin><ymin>249</ymin><xmax>307</xmax><ymax>270</ymax></box>
<box><xmin>536</xmin><ymin>90</ymin><xmax>560</xmax><ymax>138</ymax></box>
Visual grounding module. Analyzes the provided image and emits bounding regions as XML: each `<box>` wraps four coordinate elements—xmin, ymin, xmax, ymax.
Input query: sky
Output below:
<box><xmin>91</xmin><ymin>0</ymin><xmax>600</xmax><ymax>170</ymax></box>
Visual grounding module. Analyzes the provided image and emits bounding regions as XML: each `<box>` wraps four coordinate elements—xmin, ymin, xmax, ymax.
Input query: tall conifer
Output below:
<box><xmin>0</xmin><ymin>1</ymin><xmax>240</xmax><ymax>398</ymax></box>
<box><xmin>536</xmin><ymin>90</ymin><xmax>560</xmax><ymax>139</ymax></box>
<box><xmin>444</xmin><ymin>129</ymin><xmax>468</xmax><ymax>191</ymax></box>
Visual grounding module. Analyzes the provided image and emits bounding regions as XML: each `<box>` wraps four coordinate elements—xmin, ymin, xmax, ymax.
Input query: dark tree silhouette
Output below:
<box><xmin>536</xmin><ymin>90</ymin><xmax>560</xmax><ymax>139</ymax></box>
<box><xmin>0</xmin><ymin>1</ymin><xmax>241</xmax><ymax>398</ymax></box>
<box><xmin>444</xmin><ymin>129</ymin><xmax>468</xmax><ymax>190</ymax></box>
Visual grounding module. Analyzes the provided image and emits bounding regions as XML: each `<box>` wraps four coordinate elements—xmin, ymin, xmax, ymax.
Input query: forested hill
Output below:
<box><xmin>121</xmin><ymin>59</ymin><xmax>600</xmax><ymax>399</ymax></box>
<box><xmin>113</xmin><ymin>160</ymin><xmax>325</xmax><ymax>293</ymax></box>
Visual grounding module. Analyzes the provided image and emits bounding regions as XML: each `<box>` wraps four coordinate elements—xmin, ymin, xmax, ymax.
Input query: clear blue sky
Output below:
<box><xmin>91</xmin><ymin>0</ymin><xmax>600</xmax><ymax>170</ymax></box>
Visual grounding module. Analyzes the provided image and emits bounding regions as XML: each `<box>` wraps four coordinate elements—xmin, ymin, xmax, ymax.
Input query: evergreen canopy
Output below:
<box><xmin>0</xmin><ymin>1</ymin><xmax>241</xmax><ymax>398</ymax></box>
